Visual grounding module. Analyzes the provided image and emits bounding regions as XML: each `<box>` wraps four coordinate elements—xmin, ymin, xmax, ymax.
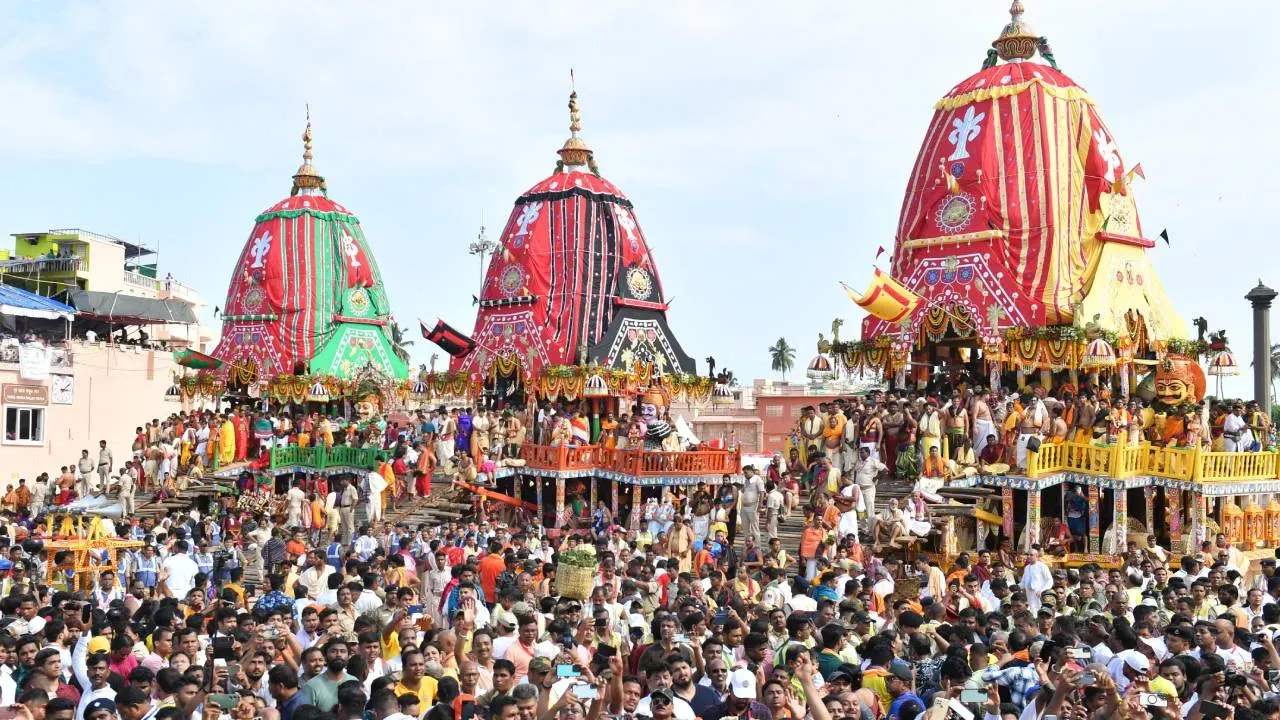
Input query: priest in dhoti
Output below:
<box><xmin>971</xmin><ymin>391</ymin><xmax>996</xmax><ymax>457</ymax></box>
<box><xmin>217</xmin><ymin>415</ymin><xmax>236</xmax><ymax>466</ymax></box>
<box><xmin>470</xmin><ymin>411</ymin><xmax>490</xmax><ymax>460</ymax></box>
<box><xmin>822</xmin><ymin>410</ymin><xmax>846</xmax><ymax>471</ymax></box>
<box><xmin>797</xmin><ymin>407</ymin><xmax>823</xmax><ymax>465</ymax></box>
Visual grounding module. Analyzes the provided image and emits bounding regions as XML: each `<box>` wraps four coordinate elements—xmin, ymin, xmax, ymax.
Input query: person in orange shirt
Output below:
<box><xmin>475</xmin><ymin>541</ymin><xmax>507</xmax><ymax>605</ymax></box>
<box><xmin>921</xmin><ymin>446</ymin><xmax>947</xmax><ymax>479</ymax></box>
<box><xmin>818</xmin><ymin>495</ymin><xmax>840</xmax><ymax>531</ymax></box>
<box><xmin>692</xmin><ymin>545</ymin><xmax>714</xmax><ymax>577</ymax></box>
<box><xmin>798</xmin><ymin>514</ymin><xmax>826</xmax><ymax>582</ymax></box>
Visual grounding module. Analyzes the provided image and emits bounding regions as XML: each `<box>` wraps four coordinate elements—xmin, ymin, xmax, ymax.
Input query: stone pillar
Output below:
<box><xmin>611</xmin><ymin>480</ymin><xmax>619</xmax><ymax>521</ymax></box>
<box><xmin>1247</xmin><ymin>282</ymin><xmax>1278</xmax><ymax>414</ymax></box>
<box><xmin>589</xmin><ymin>476</ymin><xmax>598</xmax><ymax>514</ymax></box>
<box><xmin>1088</xmin><ymin>484</ymin><xmax>1100</xmax><ymax>553</ymax></box>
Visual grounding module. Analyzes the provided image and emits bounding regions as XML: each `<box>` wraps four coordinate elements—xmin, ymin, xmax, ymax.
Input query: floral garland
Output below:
<box><xmin>1164</xmin><ymin>337</ymin><xmax>1208</xmax><ymax>358</ymax></box>
<box><xmin>831</xmin><ymin>337</ymin><xmax>894</xmax><ymax>375</ymax></box>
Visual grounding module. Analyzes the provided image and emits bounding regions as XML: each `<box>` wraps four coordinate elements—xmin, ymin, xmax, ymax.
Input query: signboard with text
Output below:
<box><xmin>2</xmin><ymin>383</ymin><xmax>49</xmax><ymax>406</ymax></box>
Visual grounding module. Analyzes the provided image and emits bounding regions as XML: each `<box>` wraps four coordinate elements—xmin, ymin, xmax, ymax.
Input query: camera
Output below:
<box><xmin>212</xmin><ymin>549</ymin><xmax>235</xmax><ymax>579</ymax></box>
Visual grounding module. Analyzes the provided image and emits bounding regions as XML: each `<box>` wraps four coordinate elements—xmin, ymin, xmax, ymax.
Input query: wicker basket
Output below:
<box><xmin>555</xmin><ymin>563</ymin><xmax>595</xmax><ymax>600</ymax></box>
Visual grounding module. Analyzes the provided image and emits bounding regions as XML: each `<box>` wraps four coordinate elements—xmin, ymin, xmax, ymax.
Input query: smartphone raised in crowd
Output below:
<box><xmin>557</xmin><ymin>664</ymin><xmax>581</xmax><ymax>678</ymax></box>
<box><xmin>959</xmin><ymin>689</ymin><xmax>988</xmax><ymax>705</ymax></box>
<box><xmin>1200</xmin><ymin>701</ymin><xmax>1230</xmax><ymax>720</ymax></box>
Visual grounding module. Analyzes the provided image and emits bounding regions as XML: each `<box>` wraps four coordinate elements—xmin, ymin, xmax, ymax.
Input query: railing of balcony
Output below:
<box><xmin>123</xmin><ymin>270</ymin><xmax>156</xmax><ymax>291</ymax></box>
<box><xmin>0</xmin><ymin>257</ymin><xmax>82</xmax><ymax>274</ymax></box>
<box><xmin>0</xmin><ymin>341</ymin><xmax>74</xmax><ymax>367</ymax></box>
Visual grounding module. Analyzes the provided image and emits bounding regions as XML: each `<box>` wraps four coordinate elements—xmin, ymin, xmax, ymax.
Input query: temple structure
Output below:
<box><xmin>211</xmin><ymin>115</ymin><xmax>408</xmax><ymax>385</ymax></box>
<box><xmin>449</xmin><ymin>90</ymin><xmax>694</xmax><ymax>387</ymax></box>
<box><xmin>848</xmin><ymin>0</ymin><xmax>1185</xmax><ymax>378</ymax></box>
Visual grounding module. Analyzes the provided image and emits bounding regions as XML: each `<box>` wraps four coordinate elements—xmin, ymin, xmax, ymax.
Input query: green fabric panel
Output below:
<box><xmin>255</xmin><ymin>209</ymin><xmax>361</xmax><ymax>224</ymax></box>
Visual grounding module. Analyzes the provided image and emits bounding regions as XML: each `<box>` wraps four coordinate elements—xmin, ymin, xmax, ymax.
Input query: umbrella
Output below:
<box><xmin>172</xmin><ymin>349</ymin><xmax>223</xmax><ymax>370</ymax></box>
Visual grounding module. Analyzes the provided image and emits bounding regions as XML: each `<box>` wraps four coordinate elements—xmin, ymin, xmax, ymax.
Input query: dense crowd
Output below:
<box><xmin>0</xmin><ymin>393</ymin><xmax>1275</xmax><ymax>720</ymax></box>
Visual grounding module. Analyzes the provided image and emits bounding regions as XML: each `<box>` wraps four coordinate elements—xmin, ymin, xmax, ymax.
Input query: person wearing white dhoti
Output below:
<box><xmin>1223</xmin><ymin>404</ymin><xmax>1250</xmax><ymax>452</ymax></box>
<box><xmin>841</xmin><ymin>408</ymin><xmax>860</xmax><ymax>474</ymax></box>
<box><xmin>1019</xmin><ymin>549</ymin><xmax>1054</xmax><ymax>613</ymax></box>
<box><xmin>838</xmin><ymin>482</ymin><xmax>862</xmax><ymax>539</ymax></box>
<box><xmin>435</xmin><ymin>410</ymin><xmax>456</xmax><ymax>471</ymax></box>
<box><xmin>971</xmin><ymin>391</ymin><xmax>996</xmax><ymax>457</ymax></box>
<box><xmin>1015</xmin><ymin>397</ymin><xmax>1047</xmax><ymax>470</ymax></box>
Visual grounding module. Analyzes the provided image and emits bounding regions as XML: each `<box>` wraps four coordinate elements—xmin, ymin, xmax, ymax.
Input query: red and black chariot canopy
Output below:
<box><xmin>450</xmin><ymin>91</ymin><xmax>694</xmax><ymax>380</ymax></box>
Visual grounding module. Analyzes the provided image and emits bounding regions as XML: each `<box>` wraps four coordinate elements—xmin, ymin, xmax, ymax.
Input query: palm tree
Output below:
<box><xmin>768</xmin><ymin>337</ymin><xmax>796</xmax><ymax>380</ymax></box>
<box><xmin>390</xmin><ymin>321</ymin><xmax>415</xmax><ymax>365</ymax></box>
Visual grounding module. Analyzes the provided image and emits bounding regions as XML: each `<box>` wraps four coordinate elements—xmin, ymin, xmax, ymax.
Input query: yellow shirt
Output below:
<box><xmin>394</xmin><ymin>676</ymin><xmax>438</xmax><ymax>706</ymax></box>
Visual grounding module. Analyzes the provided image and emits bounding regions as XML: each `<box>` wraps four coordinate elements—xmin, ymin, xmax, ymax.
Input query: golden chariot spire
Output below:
<box><xmin>292</xmin><ymin>104</ymin><xmax>327</xmax><ymax>195</ymax></box>
<box><xmin>992</xmin><ymin>0</ymin><xmax>1039</xmax><ymax>62</ymax></box>
<box><xmin>557</xmin><ymin>69</ymin><xmax>594</xmax><ymax>169</ymax></box>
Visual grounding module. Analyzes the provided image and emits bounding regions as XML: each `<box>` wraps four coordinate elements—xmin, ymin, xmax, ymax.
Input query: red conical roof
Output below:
<box><xmin>451</xmin><ymin>91</ymin><xmax>693</xmax><ymax>379</ymax></box>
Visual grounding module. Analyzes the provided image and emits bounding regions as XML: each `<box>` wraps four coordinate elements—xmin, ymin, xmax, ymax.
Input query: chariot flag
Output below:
<box><xmin>421</xmin><ymin>319</ymin><xmax>476</xmax><ymax>358</ymax></box>
<box><xmin>841</xmin><ymin>269</ymin><xmax>920</xmax><ymax>323</ymax></box>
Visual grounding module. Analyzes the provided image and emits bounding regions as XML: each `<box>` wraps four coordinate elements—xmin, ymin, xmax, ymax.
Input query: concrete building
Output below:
<box><xmin>674</xmin><ymin>369</ymin><xmax>883</xmax><ymax>456</ymax></box>
<box><xmin>1</xmin><ymin>229</ymin><xmax>211</xmax><ymax>349</ymax></box>
<box><xmin>0</xmin><ymin>339</ymin><xmax>192</xmax><ymax>487</ymax></box>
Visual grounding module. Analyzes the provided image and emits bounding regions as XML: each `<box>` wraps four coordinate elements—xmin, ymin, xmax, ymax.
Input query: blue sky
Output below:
<box><xmin>0</xmin><ymin>1</ymin><xmax>1275</xmax><ymax>398</ymax></box>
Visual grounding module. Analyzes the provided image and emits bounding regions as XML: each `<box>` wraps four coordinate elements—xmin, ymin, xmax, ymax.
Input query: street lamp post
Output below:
<box><xmin>468</xmin><ymin>225</ymin><xmax>497</xmax><ymax>289</ymax></box>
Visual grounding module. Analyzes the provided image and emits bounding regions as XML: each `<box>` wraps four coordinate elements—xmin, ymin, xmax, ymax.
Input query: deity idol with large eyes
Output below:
<box><xmin>1152</xmin><ymin>355</ymin><xmax>1206</xmax><ymax>446</ymax></box>
<box><xmin>638</xmin><ymin>391</ymin><xmax>672</xmax><ymax>451</ymax></box>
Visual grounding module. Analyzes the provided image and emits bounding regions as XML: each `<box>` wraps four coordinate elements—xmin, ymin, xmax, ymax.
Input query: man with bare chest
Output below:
<box><xmin>944</xmin><ymin>399</ymin><xmax>968</xmax><ymax>460</ymax></box>
<box><xmin>861</xmin><ymin>408</ymin><xmax>884</xmax><ymax>461</ymax></box>
<box><xmin>882</xmin><ymin>402</ymin><xmax>906</xmax><ymax>474</ymax></box>
<box><xmin>971</xmin><ymin>389</ymin><xmax>996</xmax><ymax>457</ymax></box>
<box><xmin>1073</xmin><ymin>394</ymin><xmax>1095</xmax><ymax>441</ymax></box>
<box><xmin>798</xmin><ymin>406</ymin><xmax>823</xmax><ymax>465</ymax></box>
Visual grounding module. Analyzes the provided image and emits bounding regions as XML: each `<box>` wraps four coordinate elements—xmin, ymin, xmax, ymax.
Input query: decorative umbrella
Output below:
<box><xmin>410</xmin><ymin>380</ymin><xmax>428</xmax><ymax>395</ymax></box>
<box><xmin>1207</xmin><ymin>350</ymin><xmax>1239</xmax><ymax>376</ymax></box>
<box><xmin>164</xmin><ymin>383</ymin><xmax>182</xmax><ymax>402</ymax></box>
<box><xmin>1207</xmin><ymin>349</ymin><xmax>1239</xmax><ymax>397</ymax></box>
<box><xmin>712</xmin><ymin>383</ymin><xmax>735</xmax><ymax>406</ymax></box>
<box><xmin>306</xmin><ymin>381</ymin><xmax>331</xmax><ymax>403</ymax></box>
<box><xmin>1080</xmin><ymin>338</ymin><xmax>1116</xmax><ymax>370</ymax></box>
<box><xmin>172</xmin><ymin>349</ymin><xmax>223</xmax><ymax>370</ymax></box>
<box><xmin>806</xmin><ymin>355</ymin><xmax>834</xmax><ymax>382</ymax></box>
<box><xmin>583</xmin><ymin>374</ymin><xmax>609</xmax><ymax>398</ymax></box>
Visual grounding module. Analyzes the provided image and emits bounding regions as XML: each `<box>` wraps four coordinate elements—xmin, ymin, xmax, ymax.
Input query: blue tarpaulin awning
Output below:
<box><xmin>0</xmin><ymin>284</ymin><xmax>76</xmax><ymax>321</ymax></box>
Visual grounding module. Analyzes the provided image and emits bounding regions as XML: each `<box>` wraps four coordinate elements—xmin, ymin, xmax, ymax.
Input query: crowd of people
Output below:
<box><xmin>0</xmin><ymin>386</ymin><xmax>1276</xmax><ymax>720</ymax></box>
<box><xmin>780</xmin><ymin>385</ymin><xmax>1275</xmax><ymax>489</ymax></box>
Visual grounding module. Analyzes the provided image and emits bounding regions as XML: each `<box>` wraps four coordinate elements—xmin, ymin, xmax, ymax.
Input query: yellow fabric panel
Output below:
<box><xmin>936</xmin><ymin>78</ymin><xmax>1095</xmax><ymax>112</ymax></box>
<box><xmin>1075</xmin><ymin>241</ymin><xmax>1187</xmax><ymax>341</ymax></box>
